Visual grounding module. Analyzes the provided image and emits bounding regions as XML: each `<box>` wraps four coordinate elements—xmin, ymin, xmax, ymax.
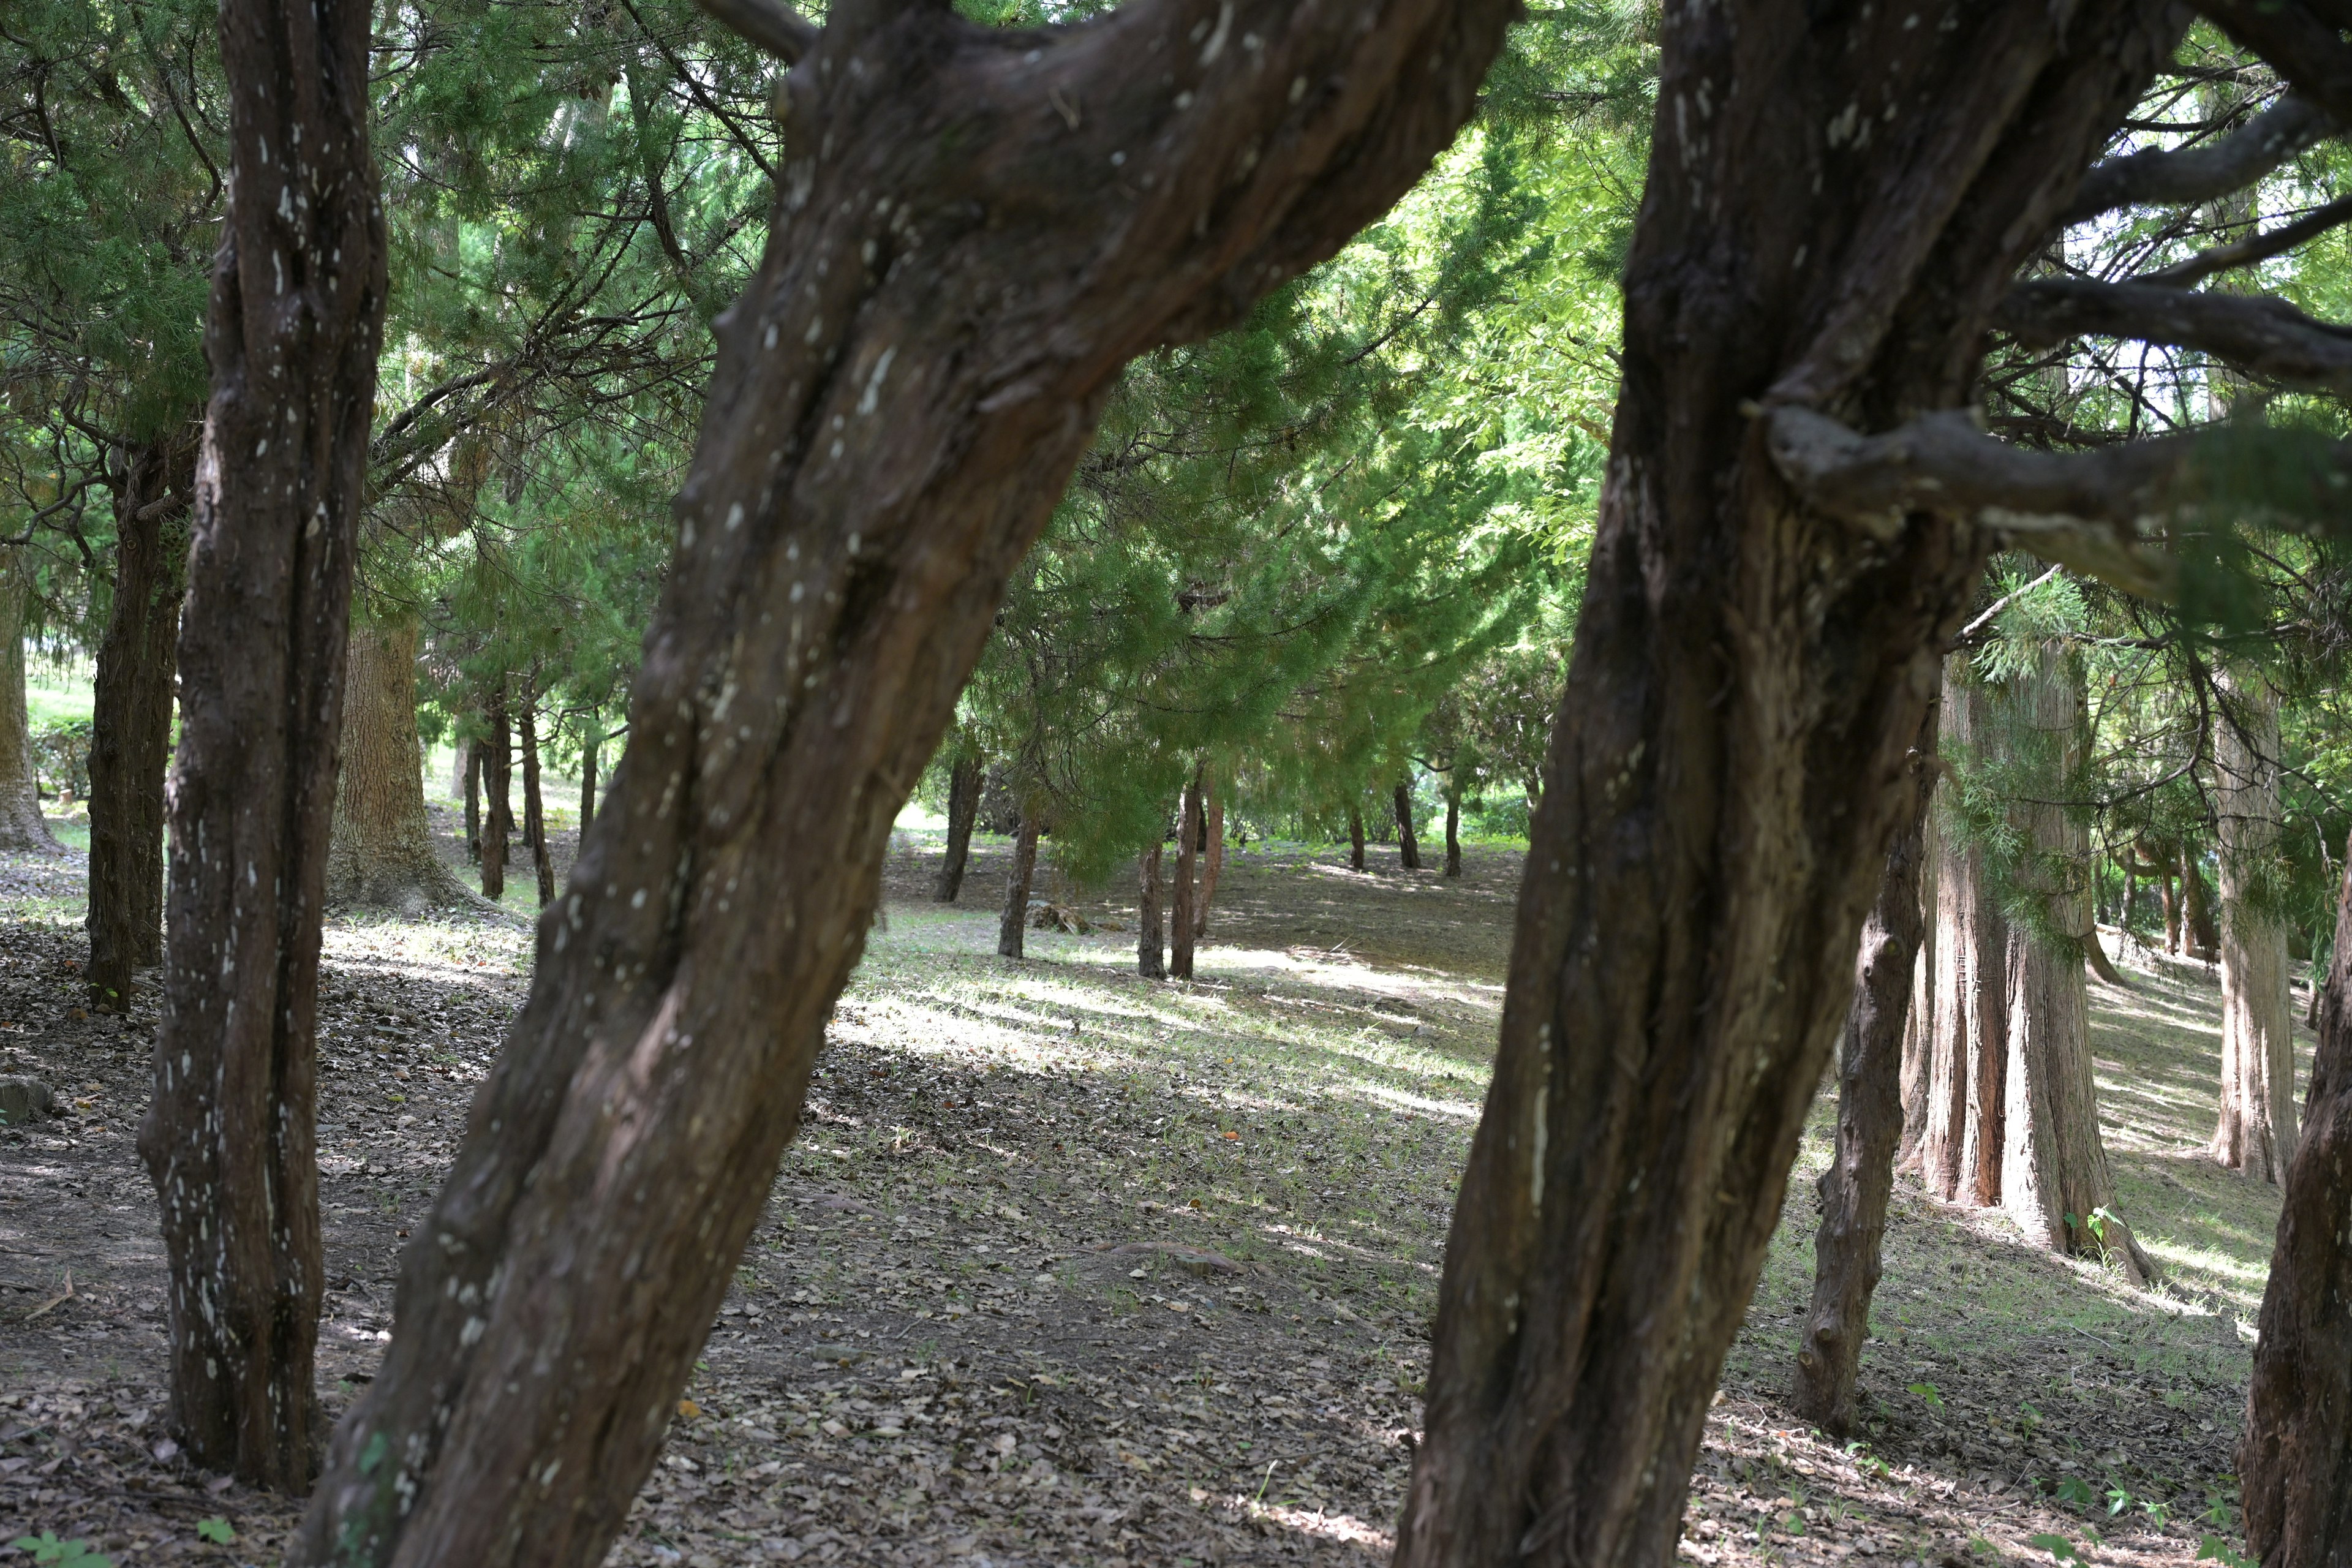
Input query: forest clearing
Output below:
<box><xmin>0</xmin><ymin>818</ymin><xmax>2301</xmax><ymax>1566</ymax></box>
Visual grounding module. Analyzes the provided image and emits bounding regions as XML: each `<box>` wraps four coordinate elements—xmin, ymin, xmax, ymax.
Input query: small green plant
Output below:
<box><xmin>9</xmin><ymin>1534</ymin><xmax>113</xmax><ymax>1567</ymax></box>
<box><xmin>2030</xmin><ymin>1534</ymin><xmax>2082</xmax><ymax>1566</ymax></box>
<box><xmin>1844</xmin><ymin>1439</ymin><xmax>1892</xmax><ymax>1480</ymax></box>
<box><xmin>2057</xmin><ymin>1476</ymin><xmax>2101</xmax><ymax>1510</ymax></box>
<box><xmin>2198</xmin><ymin>1536</ymin><xmax>2254</xmax><ymax>1568</ymax></box>
<box><xmin>2142</xmin><ymin>1499</ymin><xmax>2173</xmax><ymax>1528</ymax></box>
<box><xmin>2018</xmin><ymin>1400</ymin><xmax>2045</xmax><ymax>1437</ymax></box>
<box><xmin>195</xmin><ymin>1517</ymin><xmax>236</xmax><ymax>1544</ymax></box>
<box><xmin>1909</xmin><ymin>1381</ymin><xmax>1945</xmax><ymax>1411</ymax></box>
<box><xmin>2106</xmin><ymin>1485</ymin><xmax>2133</xmax><ymax>1517</ymax></box>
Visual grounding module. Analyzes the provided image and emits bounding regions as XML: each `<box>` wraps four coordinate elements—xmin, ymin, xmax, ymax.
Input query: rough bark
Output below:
<box><xmin>1172</xmin><ymin>770</ymin><xmax>1202</xmax><ymax>980</ymax></box>
<box><xmin>1394</xmin><ymin>780</ymin><xmax>1421</xmax><ymax>870</ymax></box>
<box><xmin>2241</xmin><ymin>829</ymin><xmax>2352</xmax><ymax>1568</ymax></box>
<box><xmin>1194</xmin><ymin>772</ymin><xmax>1223</xmax><ymax>940</ymax></box>
<box><xmin>138</xmin><ymin>0</ymin><xmax>386</xmax><ymax>1490</ymax></box>
<box><xmin>519</xmin><ymin>676</ymin><xmax>554</xmax><ymax>907</ymax></box>
<box><xmin>1896</xmin><ymin>796</ymin><xmax>1939</xmax><ymax>1172</ymax></box>
<box><xmin>1444</xmin><ymin>786</ymin><xmax>1463</xmax><ymax>878</ymax></box>
<box><xmin>285</xmin><ymin>0</ymin><xmax>1533</xmax><ymax>1553</ymax></box>
<box><xmin>88</xmin><ymin>436</ymin><xmax>192</xmax><ymax>1010</ymax></box>
<box><xmin>1793</xmin><ymin>701</ymin><xmax>1939</xmax><ymax>1438</ymax></box>
<box><xmin>480</xmin><ymin>684</ymin><xmax>511</xmax><ymax>900</ymax></box>
<box><xmin>1348</xmin><ymin>806</ymin><xmax>1366</xmax><ymax>872</ymax></box>
<box><xmin>463</xmin><ymin>740</ymin><xmax>482</xmax><ymax>864</ymax></box>
<box><xmin>933</xmin><ymin>753</ymin><xmax>981</xmax><ymax>902</ymax></box>
<box><xmin>2185</xmin><ymin>842</ymin><xmax>2220</xmax><ymax>960</ymax></box>
<box><xmin>1996</xmin><ymin>647</ymin><xmax>2151</xmax><ymax>1283</ymax></box>
<box><xmin>0</xmin><ymin>551</ymin><xmax>61</xmax><ymax>853</ymax></box>
<box><xmin>997</xmin><ymin>812</ymin><xmax>1039</xmax><ymax>960</ymax></box>
<box><xmin>1923</xmin><ymin>660</ymin><xmax>2009</xmax><ymax>1206</ymax></box>
<box><xmin>328</xmin><ymin>618</ymin><xmax>469</xmax><ymax>911</ymax></box>
<box><xmin>1136</xmin><ymin>838</ymin><xmax>1165</xmax><ymax>980</ymax></box>
<box><xmin>2214</xmin><ymin>668</ymin><xmax>2297</xmax><ymax>1182</ymax></box>
<box><xmin>578</xmin><ymin>729</ymin><xmax>599</xmax><ymax>838</ymax></box>
<box><xmin>1394</xmin><ymin>7</ymin><xmax>2180</xmax><ymax>1564</ymax></box>
<box><xmin>2084</xmin><ymin>923</ymin><xmax>2132</xmax><ymax>988</ymax></box>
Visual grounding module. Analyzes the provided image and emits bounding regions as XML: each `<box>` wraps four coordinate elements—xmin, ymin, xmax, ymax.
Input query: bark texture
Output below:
<box><xmin>290</xmin><ymin>0</ymin><xmax>1524</xmax><ymax>1554</ymax></box>
<box><xmin>140</xmin><ymin>0</ymin><xmax>386</xmax><ymax>1489</ymax></box>
<box><xmin>463</xmin><ymin>740</ymin><xmax>482</xmax><ymax>863</ymax></box>
<box><xmin>2213</xmin><ymin>668</ymin><xmax>2297</xmax><ymax>1182</ymax></box>
<box><xmin>1394</xmin><ymin>780</ymin><xmax>1421</xmax><ymax>870</ymax></box>
<box><xmin>1896</xmin><ymin>799</ymin><xmax>1939</xmax><ymax>1172</ymax></box>
<box><xmin>519</xmin><ymin>676</ymin><xmax>554</xmax><ymax>907</ymax></box>
<box><xmin>934</xmin><ymin>753</ymin><xmax>981</xmax><ymax>902</ymax></box>
<box><xmin>1194</xmin><ymin>774</ymin><xmax>1223</xmax><ymax>940</ymax></box>
<box><xmin>1136</xmin><ymin>839</ymin><xmax>1165</xmax><ymax>980</ymax></box>
<box><xmin>998</xmin><ymin>812</ymin><xmax>1039</xmax><ymax>960</ymax></box>
<box><xmin>1348</xmin><ymin>806</ymin><xmax>1366</xmax><ymax>872</ymax></box>
<box><xmin>1171</xmin><ymin>770</ymin><xmax>1201</xmax><ymax>980</ymax></box>
<box><xmin>88</xmin><ymin>437</ymin><xmax>192</xmax><ymax>1009</ymax></box>
<box><xmin>1793</xmin><ymin>703</ymin><xmax>1938</xmax><ymax>1438</ymax></box>
<box><xmin>1923</xmin><ymin>660</ymin><xmax>2008</xmax><ymax>1205</ymax></box>
<box><xmin>1395</xmin><ymin>7</ymin><xmax>2182</xmax><ymax>1564</ymax></box>
<box><xmin>578</xmin><ymin>729</ymin><xmax>599</xmax><ymax>837</ymax></box>
<box><xmin>1444</xmin><ymin>788</ymin><xmax>1462</xmax><ymax>878</ymax></box>
<box><xmin>480</xmin><ymin>684</ymin><xmax>511</xmax><ymax>900</ymax></box>
<box><xmin>0</xmin><ymin>552</ymin><xmax>61</xmax><ymax>854</ymax></box>
<box><xmin>328</xmin><ymin>618</ymin><xmax>468</xmax><ymax>911</ymax></box>
<box><xmin>2241</xmin><ymin>831</ymin><xmax>2352</xmax><ymax>1568</ymax></box>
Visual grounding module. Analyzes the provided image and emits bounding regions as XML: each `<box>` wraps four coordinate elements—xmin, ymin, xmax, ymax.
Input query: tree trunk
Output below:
<box><xmin>519</xmin><ymin>675</ymin><xmax>553</xmax><ymax>907</ymax></box>
<box><xmin>1794</xmin><ymin>701</ymin><xmax>1938</xmax><ymax>1437</ymax></box>
<box><xmin>997</xmin><ymin>812</ymin><xmax>1038</xmax><ymax>960</ymax></box>
<box><xmin>464</xmin><ymin>740</ymin><xmax>482</xmax><ymax>864</ymax></box>
<box><xmin>2185</xmin><ymin>843</ymin><xmax>2219</xmax><ymax>960</ymax></box>
<box><xmin>480</xmin><ymin>684</ymin><xmax>511</xmax><ymax>900</ymax></box>
<box><xmin>1923</xmin><ymin>658</ymin><xmax>2008</xmax><ymax>1207</ymax></box>
<box><xmin>2162</xmin><ymin>859</ymin><xmax>2182</xmax><ymax>953</ymax></box>
<box><xmin>934</xmin><ymin>753</ymin><xmax>981</xmax><ymax>902</ymax></box>
<box><xmin>1395</xmin><ymin>780</ymin><xmax>1421</xmax><ymax>870</ymax></box>
<box><xmin>1193</xmin><ymin>772</ymin><xmax>1223</xmax><ymax>940</ymax></box>
<box><xmin>578</xmin><ymin>726</ymin><xmax>599</xmax><ymax>838</ymax></box>
<box><xmin>1896</xmin><ymin>795</ymin><xmax>1939</xmax><ymax>1173</ymax></box>
<box><xmin>0</xmin><ymin>551</ymin><xmax>61</xmax><ymax>853</ymax></box>
<box><xmin>281</xmin><ymin>0</ymin><xmax>1533</xmax><ymax>1553</ymax></box>
<box><xmin>2213</xmin><ymin>668</ymin><xmax>2297</xmax><ymax>1182</ymax></box>
<box><xmin>2241</xmin><ymin>829</ymin><xmax>2352</xmax><ymax>1568</ymax></box>
<box><xmin>1136</xmin><ymin>837</ymin><xmax>1165</xmax><ymax>980</ymax></box>
<box><xmin>1172</xmin><ymin>770</ymin><xmax>1202</xmax><ymax>980</ymax></box>
<box><xmin>2084</xmin><ymin>922</ymin><xmax>2131</xmax><ymax>988</ymax></box>
<box><xmin>88</xmin><ymin>435</ymin><xmax>192</xmax><ymax>1010</ymax></box>
<box><xmin>139</xmin><ymin>0</ymin><xmax>385</xmax><ymax>1489</ymax></box>
<box><xmin>328</xmin><ymin>617</ymin><xmax>467</xmax><ymax>911</ymax></box>
<box><xmin>1393</xmin><ymin>9</ymin><xmax>2175</xmax><ymax>1564</ymax></box>
<box><xmin>1444</xmin><ymin>786</ymin><xmax>1462</xmax><ymax>878</ymax></box>
<box><xmin>1348</xmin><ymin>805</ymin><xmax>1366</xmax><ymax>872</ymax></box>
<box><xmin>1997</xmin><ymin>646</ymin><xmax>2150</xmax><ymax>1283</ymax></box>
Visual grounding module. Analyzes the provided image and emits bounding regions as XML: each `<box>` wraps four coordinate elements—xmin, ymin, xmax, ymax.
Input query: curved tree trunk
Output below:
<box><xmin>328</xmin><ymin>618</ymin><xmax>469</xmax><ymax>911</ymax></box>
<box><xmin>2241</xmin><ymin>830</ymin><xmax>2352</xmax><ymax>1568</ymax></box>
<box><xmin>933</xmin><ymin>752</ymin><xmax>981</xmax><ymax>902</ymax></box>
<box><xmin>88</xmin><ymin>435</ymin><xmax>192</xmax><ymax>1009</ymax></box>
<box><xmin>1171</xmin><ymin>770</ymin><xmax>1201</xmax><ymax>979</ymax></box>
<box><xmin>2214</xmin><ymin>668</ymin><xmax>2296</xmax><ymax>1182</ymax></box>
<box><xmin>140</xmin><ymin>0</ymin><xmax>386</xmax><ymax>1488</ymax></box>
<box><xmin>1393</xmin><ymin>8</ymin><xmax>2176</xmax><ymax>1564</ymax></box>
<box><xmin>1395</xmin><ymin>780</ymin><xmax>1421</xmax><ymax>870</ymax></box>
<box><xmin>1136</xmin><ymin>837</ymin><xmax>1164</xmax><ymax>979</ymax></box>
<box><xmin>1923</xmin><ymin>658</ymin><xmax>2008</xmax><ymax>1205</ymax></box>
<box><xmin>0</xmin><ymin>551</ymin><xmax>61</xmax><ymax>854</ymax></box>
<box><xmin>1794</xmin><ymin>701</ymin><xmax>1938</xmax><ymax>1437</ymax></box>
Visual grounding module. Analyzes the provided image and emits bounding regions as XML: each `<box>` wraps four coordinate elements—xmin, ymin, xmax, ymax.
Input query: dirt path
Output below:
<box><xmin>0</xmin><ymin>827</ymin><xmax>2280</xmax><ymax>1567</ymax></box>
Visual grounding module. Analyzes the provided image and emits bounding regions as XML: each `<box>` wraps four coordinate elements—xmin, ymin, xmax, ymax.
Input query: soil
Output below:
<box><xmin>0</xmin><ymin>823</ymin><xmax>2285</xmax><ymax>1567</ymax></box>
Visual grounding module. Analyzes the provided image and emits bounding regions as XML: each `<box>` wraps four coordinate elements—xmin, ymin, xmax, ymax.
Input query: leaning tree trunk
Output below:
<box><xmin>934</xmin><ymin>752</ymin><xmax>981</xmax><ymax>902</ymax></box>
<box><xmin>1136</xmin><ymin>838</ymin><xmax>1165</xmax><ymax>980</ymax></box>
<box><xmin>1393</xmin><ymin>7</ymin><xmax>2177</xmax><ymax>1566</ymax></box>
<box><xmin>1171</xmin><ymin>770</ymin><xmax>1202</xmax><ymax>979</ymax></box>
<box><xmin>88</xmin><ymin>435</ymin><xmax>193</xmax><ymax>1010</ymax></box>
<box><xmin>1348</xmin><ymin>805</ymin><xmax>1366</xmax><ymax>872</ymax></box>
<box><xmin>287</xmin><ymin>0</ymin><xmax>1529</xmax><ymax>1554</ymax></box>
<box><xmin>139</xmin><ymin>0</ymin><xmax>386</xmax><ymax>1490</ymax></box>
<box><xmin>1794</xmin><ymin>700</ymin><xmax>1939</xmax><ymax>1438</ymax></box>
<box><xmin>0</xmin><ymin>551</ymin><xmax>61</xmax><ymax>854</ymax></box>
<box><xmin>1395</xmin><ymin>780</ymin><xmax>1421</xmax><ymax>870</ymax></box>
<box><xmin>519</xmin><ymin>675</ymin><xmax>553</xmax><ymax>907</ymax></box>
<box><xmin>1997</xmin><ymin>646</ymin><xmax>2151</xmax><ymax>1283</ymax></box>
<box><xmin>480</xmin><ymin>683</ymin><xmax>511</xmax><ymax>900</ymax></box>
<box><xmin>1194</xmin><ymin>771</ymin><xmax>1223</xmax><ymax>940</ymax></box>
<box><xmin>997</xmin><ymin>812</ymin><xmax>1039</xmax><ymax>960</ymax></box>
<box><xmin>1896</xmin><ymin>796</ymin><xmax>1940</xmax><ymax>1173</ymax></box>
<box><xmin>1922</xmin><ymin>658</ymin><xmax>2009</xmax><ymax>1206</ymax></box>
<box><xmin>328</xmin><ymin>617</ymin><xmax>469</xmax><ymax>911</ymax></box>
<box><xmin>2213</xmin><ymin>668</ymin><xmax>2297</xmax><ymax>1182</ymax></box>
<box><xmin>2241</xmin><ymin>830</ymin><xmax>2352</xmax><ymax>1568</ymax></box>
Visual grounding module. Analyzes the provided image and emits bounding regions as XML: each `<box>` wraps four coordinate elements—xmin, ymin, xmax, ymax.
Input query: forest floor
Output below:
<box><xmin>0</xmin><ymin>821</ymin><xmax>2300</xmax><ymax>1567</ymax></box>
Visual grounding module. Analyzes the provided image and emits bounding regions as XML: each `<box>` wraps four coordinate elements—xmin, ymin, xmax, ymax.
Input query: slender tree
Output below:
<box><xmin>1137</xmin><ymin>838</ymin><xmax>1166</xmax><ymax>980</ymax></box>
<box><xmin>2214</xmin><ymin>666</ymin><xmax>2297</xmax><ymax>1180</ymax></box>
<box><xmin>998</xmin><ymin>811</ymin><xmax>1039</xmax><ymax>960</ymax></box>
<box><xmin>1172</xmin><ymin>769</ymin><xmax>1202</xmax><ymax>979</ymax></box>
<box><xmin>935</xmin><ymin>752</ymin><xmax>982</xmax><ymax>902</ymax></box>
<box><xmin>1194</xmin><ymin>768</ymin><xmax>1223</xmax><ymax>940</ymax></box>
<box><xmin>1394</xmin><ymin>779</ymin><xmax>1422</xmax><ymax>869</ymax></box>
<box><xmin>519</xmin><ymin>673</ymin><xmax>554</xmax><ymax>906</ymax></box>
<box><xmin>138</xmin><ymin>0</ymin><xmax>386</xmax><ymax>1487</ymax></box>
<box><xmin>1348</xmin><ymin>804</ymin><xmax>1366</xmax><ymax>872</ymax></box>
<box><xmin>480</xmin><ymin>682</ymin><xmax>511</xmax><ymax>900</ymax></box>
<box><xmin>0</xmin><ymin>551</ymin><xmax>61</xmax><ymax>854</ymax></box>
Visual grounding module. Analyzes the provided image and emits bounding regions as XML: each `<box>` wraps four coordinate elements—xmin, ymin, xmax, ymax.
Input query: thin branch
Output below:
<box><xmin>2065</xmin><ymin>94</ymin><xmax>2335</xmax><ymax>223</ymax></box>
<box><xmin>1994</xmin><ymin>277</ymin><xmax>2352</xmax><ymax>395</ymax></box>
<box><xmin>2137</xmin><ymin>193</ymin><xmax>2352</xmax><ymax>288</ymax></box>
<box><xmin>688</xmin><ymin>0</ymin><xmax>818</xmax><ymax>63</ymax></box>
<box><xmin>2195</xmin><ymin>1</ymin><xmax>2352</xmax><ymax>127</ymax></box>
<box><xmin>1953</xmin><ymin>564</ymin><xmax>2067</xmax><ymax>650</ymax></box>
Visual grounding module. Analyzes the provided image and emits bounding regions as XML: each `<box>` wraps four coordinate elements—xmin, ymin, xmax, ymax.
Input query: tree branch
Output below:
<box><xmin>688</xmin><ymin>0</ymin><xmax>818</xmax><ymax>62</ymax></box>
<box><xmin>1994</xmin><ymin>277</ymin><xmax>2352</xmax><ymax>394</ymax></box>
<box><xmin>2138</xmin><ymin>194</ymin><xmax>2352</xmax><ymax>287</ymax></box>
<box><xmin>2064</xmin><ymin>94</ymin><xmax>2335</xmax><ymax>223</ymax></box>
<box><xmin>2193</xmin><ymin>1</ymin><xmax>2352</xmax><ymax>129</ymax></box>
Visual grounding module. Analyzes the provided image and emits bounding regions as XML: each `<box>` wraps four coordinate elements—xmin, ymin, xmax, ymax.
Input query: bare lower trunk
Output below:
<box><xmin>1444</xmin><ymin>788</ymin><xmax>1462</xmax><ymax>878</ymax></box>
<box><xmin>997</xmin><ymin>812</ymin><xmax>1039</xmax><ymax>959</ymax></box>
<box><xmin>1393</xmin><ymin>8</ymin><xmax>2172</xmax><ymax>1563</ymax></box>
<box><xmin>139</xmin><ymin>0</ymin><xmax>385</xmax><ymax>1488</ymax></box>
<box><xmin>1172</xmin><ymin>771</ymin><xmax>1201</xmax><ymax>979</ymax></box>
<box><xmin>464</xmin><ymin>741</ymin><xmax>482</xmax><ymax>863</ymax></box>
<box><xmin>1896</xmin><ymin>799</ymin><xmax>1940</xmax><ymax>1172</ymax></box>
<box><xmin>480</xmin><ymin>685</ymin><xmax>511</xmax><ymax>900</ymax></box>
<box><xmin>88</xmin><ymin>436</ymin><xmax>192</xmax><ymax>1009</ymax></box>
<box><xmin>578</xmin><ymin>729</ymin><xmax>599</xmax><ymax>837</ymax></box>
<box><xmin>2214</xmin><ymin>669</ymin><xmax>2296</xmax><ymax>1182</ymax></box>
<box><xmin>520</xmin><ymin>676</ymin><xmax>553</xmax><ymax>907</ymax></box>
<box><xmin>1793</xmin><ymin>703</ymin><xmax>1938</xmax><ymax>1437</ymax></box>
<box><xmin>1923</xmin><ymin>660</ymin><xmax>2008</xmax><ymax>1205</ymax></box>
<box><xmin>2162</xmin><ymin>862</ymin><xmax>2181</xmax><ymax>953</ymax></box>
<box><xmin>1348</xmin><ymin>806</ymin><xmax>1366</xmax><ymax>872</ymax></box>
<box><xmin>2184</xmin><ymin>845</ymin><xmax>2218</xmax><ymax>960</ymax></box>
<box><xmin>935</xmin><ymin>753</ymin><xmax>981</xmax><ymax>902</ymax></box>
<box><xmin>1137</xmin><ymin>839</ymin><xmax>1165</xmax><ymax>979</ymax></box>
<box><xmin>2241</xmin><ymin>831</ymin><xmax>2352</xmax><ymax>1568</ymax></box>
<box><xmin>328</xmin><ymin>618</ymin><xmax>467</xmax><ymax>911</ymax></box>
<box><xmin>0</xmin><ymin>552</ymin><xmax>61</xmax><ymax>854</ymax></box>
<box><xmin>2084</xmin><ymin>925</ymin><xmax>2131</xmax><ymax>989</ymax></box>
<box><xmin>1194</xmin><ymin>775</ymin><xmax>1223</xmax><ymax>940</ymax></box>
<box><xmin>284</xmin><ymin>0</ymin><xmax>1518</xmax><ymax>1555</ymax></box>
<box><xmin>1395</xmin><ymin>780</ymin><xmax>1421</xmax><ymax>870</ymax></box>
